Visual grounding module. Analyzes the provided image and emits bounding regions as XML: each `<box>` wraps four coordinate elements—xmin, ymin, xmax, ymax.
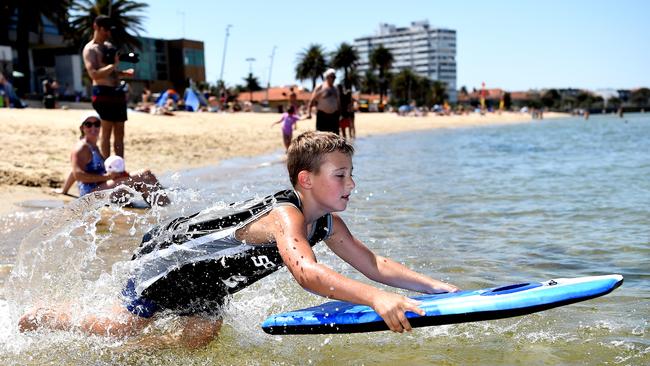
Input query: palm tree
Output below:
<box><xmin>431</xmin><ymin>81</ymin><xmax>448</xmax><ymax>105</ymax></box>
<box><xmin>346</xmin><ymin>68</ymin><xmax>361</xmax><ymax>92</ymax></box>
<box><xmin>391</xmin><ymin>68</ymin><xmax>419</xmax><ymax>105</ymax></box>
<box><xmin>331</xmin><ymin>42</ymin><xmax>359</xmax><ymax>90</ymax></box>
<box><xmin>295</xmin><ymin>44</ymin><xmax>327</xmax><ymax>90</ymax></box>
<box><xmin>69</xmin><ymin>0</ymin><xmax>148</xmax><ymax>51</ymax></box>
<box><xmin>360</xmin><ymin>69</ymin><xmax>379</xmax><ymax>94</ymax></box>
<box><xmin>6</xmin><ymin>1</ymin><xmax>72</xmax><ymax>95</ymax></box>
<box><xmin>242</xmin><ymin>73</ymin><xmax>262</xmax><ymax>102</ymax></box>
<box><xmin>369</xmin><ymin>45</ymin><xmax>393</xmax><ymax>107</ymax></box>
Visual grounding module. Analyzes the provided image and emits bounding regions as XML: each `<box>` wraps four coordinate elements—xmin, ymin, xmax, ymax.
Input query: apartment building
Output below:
<box><xmin>354</xmin><ymin>20</ymin><xmax>457</xmax><ymax>102</ymax></box>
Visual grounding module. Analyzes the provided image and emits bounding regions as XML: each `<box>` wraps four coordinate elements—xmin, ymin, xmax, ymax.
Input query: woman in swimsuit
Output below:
<box><xmin>72</xmin><ymin>114</ymin><xmax>169</xmax><ymax>206</ymax></box>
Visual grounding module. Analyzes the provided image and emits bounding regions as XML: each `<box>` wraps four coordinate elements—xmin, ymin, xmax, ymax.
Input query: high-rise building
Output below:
<box><xmin>354</xmin><ymin>20</ymin><xmax>457</xmax><ymax>102</ymax></box>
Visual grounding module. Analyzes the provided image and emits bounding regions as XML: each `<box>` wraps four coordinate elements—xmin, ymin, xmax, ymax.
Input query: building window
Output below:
<box><xmin>183</xmin><ymin>48</ymin><xmax>205</xmax><ymax>66</ymax></box>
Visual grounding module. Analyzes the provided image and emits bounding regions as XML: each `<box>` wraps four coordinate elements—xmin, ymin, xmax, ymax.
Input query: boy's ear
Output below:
<box><xmin>297</xmin><ymin>170</ymin><xmax>312</xmax><ymax>189</ymax></box>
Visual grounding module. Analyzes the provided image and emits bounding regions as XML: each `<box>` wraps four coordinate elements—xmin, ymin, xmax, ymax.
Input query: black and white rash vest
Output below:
<box><xmin>129</xmin><ymin>190</ymin><xmax>332</xmax><ymax>315</ymax></box>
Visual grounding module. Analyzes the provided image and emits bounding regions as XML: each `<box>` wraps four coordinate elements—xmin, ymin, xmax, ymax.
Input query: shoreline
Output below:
<box><xmin>0</xmin><ymin>109</ymin><xmax>568</xmax><ymax>217</ymax></box>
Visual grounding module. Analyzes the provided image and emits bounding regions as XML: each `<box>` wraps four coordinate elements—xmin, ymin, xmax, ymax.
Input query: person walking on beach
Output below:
<box><xmin>307</xmin><ymin>68</ymin><xmax>341</xmax><ymax>134</ymax></box>
<box><xmin>83</xmin><ymin>15</ymin><xmax>134</xmax><ymax>158</ymax></box>
<box><xmin>270</xmin><ymin>105</ymin><xmax>306</xmax><ymax>151</ymax></box>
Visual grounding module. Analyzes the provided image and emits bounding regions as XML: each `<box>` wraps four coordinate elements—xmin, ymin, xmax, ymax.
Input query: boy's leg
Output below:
<box><xmin>19</xmin><ymin>302</ymin><xmax>151</xmax><ymax>337</ymax></box>
<box><xmin>100</xmin><ymin>120</ymin><xmax>114</xmax><ymax>158</ymax></box>
<box><xmin>80</xmin><ymin>303</ymin><xmax>152</xmax><ymax>337</ymax></box>
<box><xmin>18</xmin><ymin>304</ymin><xmax>73</xmax><ymax>332</ymax></box>
<box><xmin>177</xmin><ymin>316</ymin><xmax>222</xmax><ymax>349</ymax></box>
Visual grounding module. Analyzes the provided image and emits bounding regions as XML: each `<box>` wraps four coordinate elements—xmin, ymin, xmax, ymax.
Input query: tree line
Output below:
<box><xmin>293</xmin><ymin>43</ymin><xmax>449</xmax><ymax>107</ymax></box>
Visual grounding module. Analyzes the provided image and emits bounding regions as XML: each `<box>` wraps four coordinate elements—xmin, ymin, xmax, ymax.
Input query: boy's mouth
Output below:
<box><xmin>341</xmin><ymin>194</ymin><xmax>350</xmax><ymax>201</ymax></box>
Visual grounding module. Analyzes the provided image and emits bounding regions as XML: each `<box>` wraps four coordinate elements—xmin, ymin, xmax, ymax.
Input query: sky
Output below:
<box><xmin>139</xmin><ymin>0</ymin><xmax>649</xmax><ymax>91</ymax></box>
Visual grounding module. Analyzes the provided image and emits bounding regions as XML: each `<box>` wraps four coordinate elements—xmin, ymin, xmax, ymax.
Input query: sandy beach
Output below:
<box><xmin>0</xmin><ymin>108</ymin><xmax>566</xmax><ymax>216</ymax></box>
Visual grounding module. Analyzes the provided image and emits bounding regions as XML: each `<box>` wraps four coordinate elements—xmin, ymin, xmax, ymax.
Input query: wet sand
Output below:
<box><xmin>0</xmin><ymin>108</ymin><xmax>566</xmax><ymax>216</ymax></box>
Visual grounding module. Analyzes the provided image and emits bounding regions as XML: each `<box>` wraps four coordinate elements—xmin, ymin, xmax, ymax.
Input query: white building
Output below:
<box><xmin>353</xmin><ymin>20</ymin><xmax>457</xmax><ymax>102</ymax></box>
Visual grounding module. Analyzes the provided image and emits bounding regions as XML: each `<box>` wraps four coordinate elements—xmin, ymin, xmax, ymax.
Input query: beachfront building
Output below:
<box><xmin>353</xmin><ymin>20</ymin><xmax>457</xmax><ymax>102</ymax></box>
<box><xmin>2</xmin><ymin>13</ymin><xmax>204</xmax><ymax>103</ymax></box>
<box><xmin>124</xmin><ymin>37</ymin><xmax>206</xmax><ymax>101</ymax></box>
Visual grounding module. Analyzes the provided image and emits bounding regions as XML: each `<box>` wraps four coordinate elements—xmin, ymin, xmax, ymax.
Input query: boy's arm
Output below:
<box><xmin>326</xmin><ymin>214</ymin><xmax>459</xmax><ymax>294</ymax></box>
<box><xmin>272</xmin><ymin>207</ymin><xmax>426</xmax><ymax>333</ymax></box>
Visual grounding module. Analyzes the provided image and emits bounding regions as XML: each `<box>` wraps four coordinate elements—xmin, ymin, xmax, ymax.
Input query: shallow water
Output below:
<box><xmin>1</xmin><ymin>114</ymin><xmax>648</xmax><ymax>365</ymax></box>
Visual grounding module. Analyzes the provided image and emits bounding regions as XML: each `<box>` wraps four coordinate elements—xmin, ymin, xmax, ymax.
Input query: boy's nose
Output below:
<box><xmin>347</xmin><ymin>176</ymin><xmax>356</xmax><ymax>190</ymax></box>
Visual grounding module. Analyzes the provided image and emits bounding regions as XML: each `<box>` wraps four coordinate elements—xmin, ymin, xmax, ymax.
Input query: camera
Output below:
<box><xmin>103</xmin><ymin>46</ymin><xmax>118</xmax><ymax>64</ymax></box>
<box><xmin>119</xmin><ymin>52</ymin><xmax>140</xmax><ymax>64</ymax></box>
<box><xmin>103</xmin><ymin>46</ymin><xmax>140</xmax><ymax>64</ymax></box>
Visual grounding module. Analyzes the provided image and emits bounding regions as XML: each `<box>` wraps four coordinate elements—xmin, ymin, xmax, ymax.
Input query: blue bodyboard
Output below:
<box><xmin>262</xmin><ymin>274</ymin><xmax>623</xmax><ymax>334</ymax></box>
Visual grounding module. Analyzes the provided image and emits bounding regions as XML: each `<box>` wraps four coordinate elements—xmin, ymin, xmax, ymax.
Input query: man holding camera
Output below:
<box><xmin>82</xmin><ymin>15</ymin><xmax>134</xmax><ymax>158</ymax></box>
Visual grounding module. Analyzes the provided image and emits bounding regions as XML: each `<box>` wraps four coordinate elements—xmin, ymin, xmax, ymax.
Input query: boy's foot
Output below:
<box><xmin>18</xmin><ymin>306</ymin><xmax>70</xmax><ymax>332</ymax></box>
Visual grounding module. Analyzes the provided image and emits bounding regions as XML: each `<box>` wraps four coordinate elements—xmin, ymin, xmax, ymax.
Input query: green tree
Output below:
<box><xmin>69</xmin><ymin>0</ymin><xmax>149</xmax><ymax>51</ymax></box>
<box><xmin>576</xmin><ymin>91</ymin><xmax>595</xmax><ymax>109</ymax></box>
<box><xmin>562</xmin><ymin>96</ymin><xmax>577</xmax><ymax>111</ymax></box>
<box><xmin>369</xmin><ymin>45</ymin><xmax>394</xmax><ymax>107</ymax></box>
<box><xmin>346</xmin><ymin>68</ymin><xmax>361</xmax><ymax>92</ymax></box>
<box><xmin>360</xmin><ymin>69</ymin><xmax>379</xmax><ymax>94</ymax></box>
<box><xmin>391</xmin><ymin>68</ymin><xmax>419</xmax><ymax>105</ymax></box>
<box><xmin>331</xmin><ymin>42</ymin><xmax>359</xmax><ymax>90</ymax></box>
<box><xmin>630</xmin><ymin>88</ymin><xmax>650</xmax><ymax>108</ymax></box>
<box><xmin>527</xmin><ymin>92</ymin><xmax>543</xmax><ymax>109</ymax></box>
<box><xmin>431</xmin><ymin>80</ymin><xmax>448</xmax><ymax>105</ymax></box>
<box><xmin>607</xmin><ymin>96</ymin><xmax>621</xmax><ymax>109</ymax></box>
<box><xmin>295</xmin><ymin>44</ymin><xmax>327</xmax><ymax>90</ymax></box>
<box><xmin>5</xmin><ymin>0</ymin><xmax>72</xmax><ymax>95</ymax></box>
<box><xmin>541</xmin><ymin>89</ymin><xmax>561</xmax><ymax>110</ymax></box>
<box><xmin>240</xmin><ymin>73</ymin><xmax>262</xmax><ymax>102</ymax></box>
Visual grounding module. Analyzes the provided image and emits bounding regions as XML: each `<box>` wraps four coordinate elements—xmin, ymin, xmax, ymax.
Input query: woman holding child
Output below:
<box><xmin>71</xmin><ymin>114</ymin><xmax>169</xmax><ymax>206</ymax></box>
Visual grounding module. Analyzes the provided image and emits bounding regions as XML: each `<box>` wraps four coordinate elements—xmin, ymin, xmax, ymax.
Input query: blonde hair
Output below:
<box><xmin>287</xmin><ymin>131</ymin><xmax>354</xmax><ymax>186</ymax></box>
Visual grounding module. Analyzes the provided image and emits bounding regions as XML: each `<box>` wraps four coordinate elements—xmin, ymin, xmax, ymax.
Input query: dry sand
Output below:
<box><xmin>0</xmin><ymin>108</ymin><xmax>567</xmax><ymax>216</ymax></box>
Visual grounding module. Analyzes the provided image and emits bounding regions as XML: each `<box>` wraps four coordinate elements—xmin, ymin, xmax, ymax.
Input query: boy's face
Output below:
<box><xmin>310</xmin><ymin>151</ymin><xmax>355</xmax><ymax>213</ymax></box>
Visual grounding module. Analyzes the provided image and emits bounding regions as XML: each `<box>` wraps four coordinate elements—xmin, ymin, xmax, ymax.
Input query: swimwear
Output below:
<box><xmin>123</xmin><ymin>190</ymin><xmax>332</xmax><ymax>317</ymax></box>
<box><xmin>77</xmin><ymin>144</ymin><xmax>106</xmax><ymax>196</ymax></box>
<box><xmin>92</xmin><ymin>85</ymin><xmax>127</xmax><ymax>122</ymax></box>
<box><xmin>316</xmin><ymin>110</ymin><xmax>340</xmax><ymax>134</ymax></box>
<box><xmin>280</xmin><ymin>113</ymin><xmax>300</xmax><ymax>136</ymax></box>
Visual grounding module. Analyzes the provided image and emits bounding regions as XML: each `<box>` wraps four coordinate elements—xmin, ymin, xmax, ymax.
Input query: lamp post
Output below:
<box><xmin>246</xmin><ymin>57</ymin><xmax>256</xmax><ymax>103</ymax></box>
<box><xmin>218</xmin><ymin>24</ymin><xmax>232</xmax><ymax>87</ymax></box>
<box><xmin>265</xmin><ymin>46</ymin><xmax>277</xmax><ymax>106</ymax></box>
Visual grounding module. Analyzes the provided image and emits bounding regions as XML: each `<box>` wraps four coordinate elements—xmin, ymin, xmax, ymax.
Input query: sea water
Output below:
<box><xmin>0</xmin><ymin>114</ymin><xmax>648</xmax><ymax>365</ymax></box>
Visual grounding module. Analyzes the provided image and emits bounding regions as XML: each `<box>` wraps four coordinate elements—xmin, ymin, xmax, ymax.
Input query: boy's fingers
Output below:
<box><xmin>398</xmin><ymin>312</ymin><xmax>412</xmax><ymax>332</ymax></box>
<box><xmin>405</xmin><ymin>300</ymin><xmax>426</xmax><ymax>316</ymax></box>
